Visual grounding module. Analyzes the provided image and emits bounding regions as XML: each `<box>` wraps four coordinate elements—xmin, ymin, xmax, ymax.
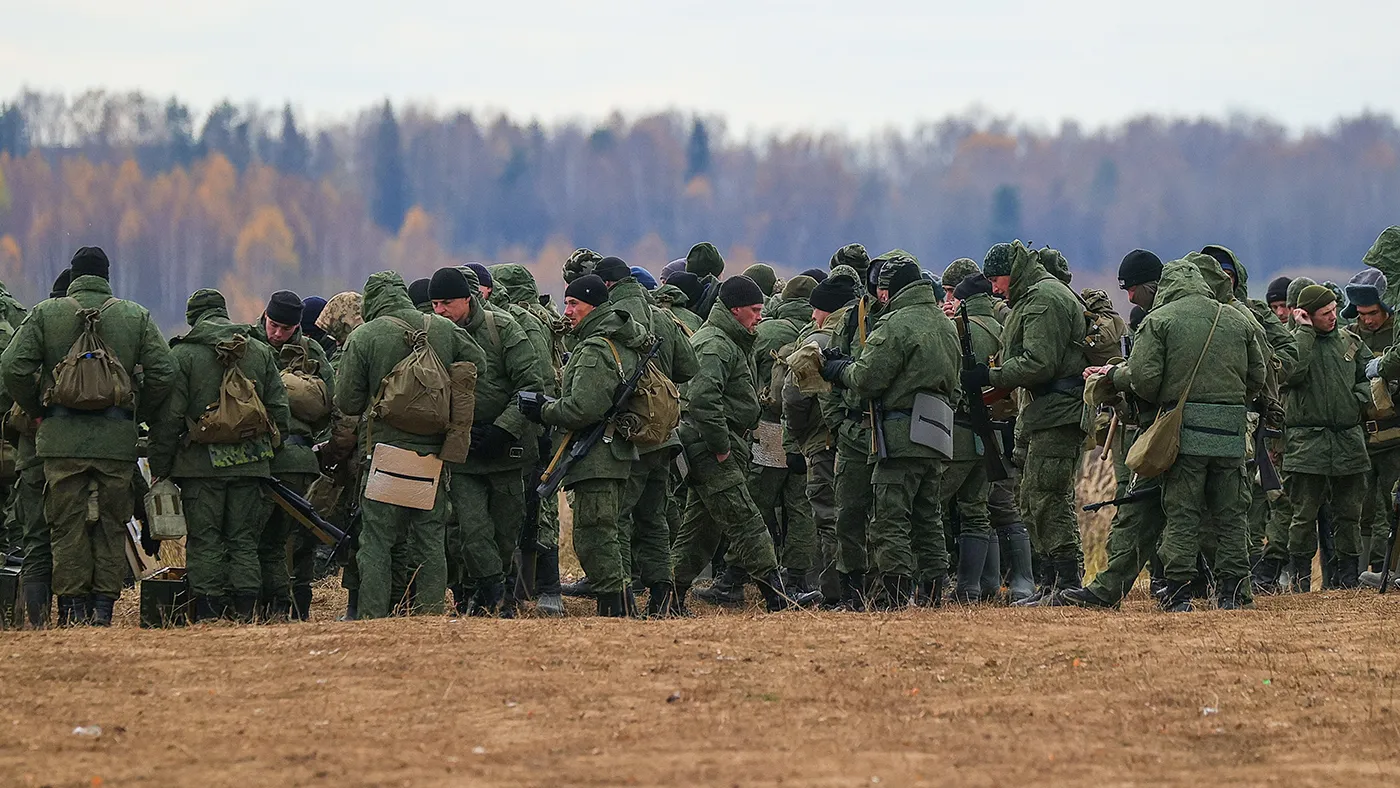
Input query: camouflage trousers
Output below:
<box><xmin>569</xmin><ymin>477</ymin><xmax>627</xmax><ymax>593</ymax></box>
<box><xmin>1159</xmin><ymin>455</ymin><xmax>1251</xmax><ymax>593</ymax></box>
<box><xmin>1286</xmin><ymin>471</ymin><xmax>1365</xmax><ymax>564</ymax></box>
<box><xmin>181</xmin><ymin>477</ymin><xmax>274</xmax><ymax>599</ymax></box>
<box><xmin>941</xmin><ymin>459</ymin><xmax>991</xmax><ymax>536</ymax></box>
<box><xmin>806</xmin><ymin>448</ymin><xmax>840</xmax><ymax>596</ymax></box>
<box><xmin>258</xmin><ymin>472</ymin><xmax>316</xmax><ymax>606</ymax></box>
<box><xmin>1361</xmin><ymin>448</ymin><xmax>1400</xmax><ymax>570</ymax></box>
<box><xmin>871</xmin><ymin>456</ymin><xmax>947</xmax><ymax>581</ymax></box>
<box><xmin>446</xmin><ymin>467</ymin><xmax>524</xmax><ymax>589</ymax></box>
<box><xmin>13</xmin><ymin>465</ymin><xmax>48</xmax><ymax>585</ymax></box>
<box><xmin>1021</xmin><ymin>425</ymin><xmax>1085</xmax><ymax>563</ymax></box>
<box><xmin>618</xmin><ymin>450</ymin><xmax>675</xmax><ymax>587</ymax></box>
<box><xmin>672</xmin><ymin>454</ymin><xmax>779</xmax><ymax>591</ymax></box>
<box><xmin>1084</xmin><ymin>475</ymin><xmax>1166</xmax><ymax>604</ymax></box>
<box><xmin>833</xmin><ymin>431</ymin><xmax>875</xmax><ymax>575</ymax></box>
<box><xmin>1262</xmin><ymin>480</ymin><xmax>1292</xmax><ymax>563</ymax></box>
<box><xmin>747</xmin><ymin>464</ymin><xmax>815</xmax><ymax>574</ymax></box>
<box><xmin>357</xmin><ymin>474</ymin><xmax>450</xmax><ymax>619</ymax></box>
<box><xmin>44</xmin><ymin>459</ymin><xmax>133</xmax><ymax>598</ymax></box>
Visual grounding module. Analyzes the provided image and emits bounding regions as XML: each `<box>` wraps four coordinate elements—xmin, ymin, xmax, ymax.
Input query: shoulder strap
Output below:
<box><xmin>666</xmin><ymin>310</ymin><xmax>694</xmax><ymax>338</ymax></box>
<box><xmin>482</xmin><ymin>308</ymin><xmax>501</xmax><ymax>348</ymax></box>
<box><xmin>857</xmin><ymin>296</ymin><xmax>869</xmax><ymax>346</ymax></box>
<box><xmin>1179</xmin><ymin>303</ymin><xmax>1225</xmax><ymax>404</ymax></box>
<box><xmin>967</xmin><ymin>315</ymin><xmax>1002</xmax><ymax>351</ymax></box>
<box><xmin>601</xmin><ymin>338</ymin><xmax>625</xmax><ymax>376</ymax></box>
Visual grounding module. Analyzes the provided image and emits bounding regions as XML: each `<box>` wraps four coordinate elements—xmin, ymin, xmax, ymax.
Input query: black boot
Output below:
<box><xmin>1252</xmin><ymin>557</ymin><xmax>1283</xmax><ymax>595</ymax></box>
<box><xmin>1289</xmin><ymin>555</ymin><xmax>1312</xmax><ymax>593</ymax></box>
<box><xmin>90</xmin><ymin>594</ymin><xmax>116</xmax><ymax>627</ymax></box>
<box><xmin>232</xmin><ymin>594</ymin><xmax>257</xmax><ymax>623</ymax></box>
<box><xmin>953</xmin><ymin>533</ymin><xmax>990</xmax><ymax>604</ymax></box>
<box><xmin>469</xmin><ymin>581</ymin><xmax>504</xmax><ymax>617</ymax></box>
<box><xmin>1049</xmin><ymin>586</ymin><xmax>1116</xmax><ymax>609</ymax></box>
<box><xmin>646</xmin><ymin>582</ymin><xmax>675</xmax><ymax>618</ymax></box>
<box><xmin>1336</xmin><ymin>554</ymin><xmax>1361</xmax><ymax>589</ymax></box>
<box><xmin>694</xmin><ymin>565</ymin><xmax>746</xmax><ymax>606</ymax></box>
<box><xmin>57</xmin><ymin>595</ymin><xmax>85</xmax><ymax>627</ymax></box>
<box><xmin>879</xmin><ymin>574</ymin><xmax>915</xmax><ymax>610</ymax></box>
<box><xmin>1013</xmin><ymin>560</ymin><xmax>1057</xmax><ymax>607</ymax></box>
<box><xmin>756</xmin><ymin>569</ymin><xmax>821</xmax><ymax>611</ymax></box>
<box><xmin>623</xmin><ymin>587</ymin><xmax>640</xmax><ymax>618</ymax></box>
<box><xmin>450</xmin><ymin>584</ymin><xmax>472</xmax><ymax>615</ymax></box>
<box><xmin>194</xmin><ymin>596</ymin><xmax>222</xmax><ymax>623</ymax></box>
<box><xmin>292</xmin><ymin>586</ymin><xmax>313</xmax><ymax>621</ymax></box>
<box><xmin>1158</xmin><ymin>580</ymin><xmax>1193</xmax><ymax>612</ymax></box>
<box><xmin>343</xmin><ymin>589</ymin><xmax>359</xmax><ymax>621</ymax></box>
<box><xmin>999</xmin><ymin>525</ymin><xmax>1036</xmax><ymax>603</ymax></box>
<box><xmin>23</xmin><ymin>583</ymin><xmax>51</xmax><ymax>629</ymax></box>
<box><xmin>595</xmin><ymin>591</ymin><xmax>627</xmax><ymax>617</ymax></box>
<box><xmin>836</xmin><ymin>572</ymin><xmax>868</xmax><ymax>611</ymax></box>
<box><xmin>535</xmin><ymin>546</ymin><xmax>565</xmax><ymax>617</ymax></box>
<box><xmin>672</xmin><ymin>585</ymin><xmax>694</xmax><ymax>618</ymax></box>
<box><xmin>561</xmin><ymin>575</ymin><xmax>596</xmax><ymax>598</ymax></box>
<box><xmin>916</xmin><ymin>576</ymin><xmax>946</xmax><ymax>608</ymax></box>
<box><xmin>1052</xmin><ymin>558</ymin><xmax>1083</xmax><ymax>591</ymax></box>
<box><xmin>980</xmin><ymin>536</ymin><xmax>1002</xmax><ymax>602</ymax></box>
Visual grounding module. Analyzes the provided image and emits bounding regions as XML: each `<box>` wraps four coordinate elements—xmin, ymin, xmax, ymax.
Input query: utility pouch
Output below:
<box><xmin>910</xmin><ymin>393</ymin><xmax>953</xmax><ymax>459</ymax></box>
<box><xmin>364</xmin><ymin>443</ymin><xmax>443</xmax><ymax>511</ymax></box>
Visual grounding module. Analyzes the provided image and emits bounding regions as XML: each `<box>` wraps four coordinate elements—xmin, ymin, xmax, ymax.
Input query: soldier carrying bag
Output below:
<box><xmin>602</xmin><ymin>337</ymin><xmax>679</xmax><ymax>449</ymax></box>
<box><xmin>190</xmin><ymin>334</ymin><xmax>276</xmax><ymax>445</ymax></box>
<box><xmin>372</xmin><ymin>315</ymin><xmax>452</xmax><ymax>436</ymax></box>
<box><xmin>45</xmin><ymin>297</ymin><xmax>133</xmax><ymax>411</ymax></box>
<box><xmin>1126</xmin><ymin>303</ymin><xmax>1224</xmax><ymax>478</ymax></box>
<box><xmin>279</xmin><ymin>341</ymin><xmax>332</xmax><ymax>425</ymax></box>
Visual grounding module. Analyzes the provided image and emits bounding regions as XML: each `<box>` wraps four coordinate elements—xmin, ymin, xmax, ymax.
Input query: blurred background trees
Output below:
<box><xmin>0</xmin><ymin>88</ymin><xmax>1396</xmax><ymax>327</ymax></box>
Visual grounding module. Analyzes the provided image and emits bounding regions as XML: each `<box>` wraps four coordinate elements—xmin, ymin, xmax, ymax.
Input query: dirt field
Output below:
<box><xmin>5</xmin><ymin>587</ymin><xmax>1400</xmax><ymax>787</ymax></box>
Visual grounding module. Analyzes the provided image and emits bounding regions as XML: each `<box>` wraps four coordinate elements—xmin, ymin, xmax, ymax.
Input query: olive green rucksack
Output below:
<box><xmin>190</xmin><ymin>334</ymin><xmax>276</xmax><ymax>445</ymax></box>
<box><xmin>278</xmin><ymin>341</ymin><xmax>332</xmax><ymax>426</ymax></box>
<box><xmin>45</xmin><ymin>298</ymin><xmax>133</xmax><ymax>411</ymax></box>
<box><xmin>372</xmin><ymin>315</ymin><xmax>452</xmax><ymax>436</ymax></box>
<box><xmin>602</xmin><ymin>338</ymin><xmax>680</xmax><ymax>449</ymax></box>
<box><xmin>1080</xmin><ymin>288</ymin><xmax>1128</xmax><ymax>367</ymax></box>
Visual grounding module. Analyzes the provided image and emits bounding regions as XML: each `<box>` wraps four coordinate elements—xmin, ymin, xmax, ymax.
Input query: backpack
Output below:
<box><xmin>603</xmin><ymin>338</ymin><xmax>680</xmax><ymax>449</ymax></box>
<box><xmin>278</xmin><ymin>341</ymin><xmax>332</xmax><ymax>425</ymax></box>
<box><xmin>1080</xmin><ymin>288</ymin><xmax>1128</xmax><ymax>366</ymax></box>
<box><xmin>45</xmin><ymin>297</ymin><xmax>133</xmax><ymax>411</ymax></box>
<box><xmin>372</xmin><ymin>315</ymin><xmax>452</xmax><ymax>436</ymax></box>
<box><xmin>190</xmin><ymin>334</ymin><xmax>275</xmax><ymax>444</ymax></box>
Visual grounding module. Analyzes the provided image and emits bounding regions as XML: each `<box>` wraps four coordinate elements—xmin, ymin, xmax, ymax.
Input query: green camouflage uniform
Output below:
<box><xmin>334</xmin><ymin>272</ymin><xmax>486</xmax><ymax>619</ymax></box>
<box><xmin>1358</xmin><ymin>314</ymin><xmax>1400</xmax><ymax>571</ymax></box>
<box><xmin>1</xmin><ymin>275</ymin><xmax>174</xmax><ymax>602</ymax></box>
<box><xmin>539</xmin><ymin>304</ymin><xmax>646</xmax><ymax>596</ymax></box>
<box><xmin>781</xmin><ymin>313</ymin><xmax>843</xmax><ymax>600</ymax></box>
<box><xmin>987</xmin><ymin>245</ymin><xmax>1089</xmax><ymax>589</ymax></box>
<box><xmin>149</xmin><ymin>291</ymin><xmax>291</xmax><ymax>607</ymax></box>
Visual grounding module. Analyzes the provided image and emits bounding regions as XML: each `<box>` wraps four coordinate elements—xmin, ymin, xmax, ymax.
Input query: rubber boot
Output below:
<box><xmin>343</xmin><ymin>589</ymin><xmax>359</xmax><ymax>621</ymax></box>
<box><xmin>450</xmin><ymin>584</ymin><xmax>471</xmax><ymax>615</ymax></box>
<box><xmin>561</xmin><ymin>575</ymin><xmax>596</xmax><ymax>598</ymax></box>
<box><xmin>1336</xmin><ymin>554</ymin><xmax>1361</xmax><ymax>589</ymax></box>
<box><xmin>980</xmin><ymin>536</ymin><xmax>1002</xmax><ymax>602</ymax></box>
<box><xmin>694</xmin><ymin>565</ymin><xmax>747</xmax><ymax>606</ymax></box>
<box><xmin>999</xmin><ymin>524</ymin><xmax>1036</xmax><ymax>604</ymax></box>
<box><xmin>953</xmin><ymin>533</ymin><xmax>990</xmax><ymax>604</ymax></box>
<box><xmin>1013</xmin><ymin>561</ymin><xmax>1055</xmax><ymax>607</ymax></box>
<box><xmin>1289</xmin><ymin>555</ymin><xmax>1312</xmax><ymax>593</ymax></box>
<box><xmin>623</xmin><ymin>587</ymin><xmax>640</xmax><ymax>618</ymax></box>
<box><xmin>292</xmin><ymin>586</ymin><xmax>313</xmax><ymax>622</ymax></box>
<box><xmin>195</xmin><ymin>596</ymin><xmax>223</xmax><ymax>623</ymax></box>
<box><xmin>879</xmin><ymin>574</ymin><xmax>915</xmax><ymax>610</ymax></box>
<box><xmin>672</xmin><ymin>585</ymin><xmax>694</xmax><ymax>618</ymax></box>
<box><xmin>646</xmin><ymin>582</ymin><xmax>675</xmax><ymax>618</ymax></box>
<box><xmin>1158</xmin><ymin>580</ymin><xmax>1193</xmax><ymax>612</ymax></box>
<box><xmin>23</xmin><ymin>583</ymin><xmax>51</xmax><ymax>629</ymax></box>
<box><xmin>533</xmin><ymin>545</ymin><xmax>564</xmax><ymax>615</ymax></box>
<box><xmin>57</xmin><ymin>595</ymin><xmax>85</xmax><ymax>627</ymax></box>
<box><xmin>469</xmin><ymin>581</ymin><xmax>504</xmax><ymax>617</ymax></box>
<box><xmin>837</xmin><ymin>572</ymin><xmax>868</xmax><ymax>611</ymax></box>
<box><xmin>90</xmin><ymin>594</ymin><xmax>116</xmax><ymax>627</ymax></box>
<box><xmin>232</xmin><ymin>594</ymin><xmax>258</xmax><ymax>623</ymax></box>
<box><xmin>916</xmin><ymin>576</ymin><xmax>945</xmax><ymax>608</ymax></box>
<box><xmin>756</xmin><ymin>569</ymin><xmax>821</xmax><ymax>611</ymax></box>
<box><xmin>596</xmin><ymin>591</ymin><xmax>627</xmax><ymax>617</ymax></box>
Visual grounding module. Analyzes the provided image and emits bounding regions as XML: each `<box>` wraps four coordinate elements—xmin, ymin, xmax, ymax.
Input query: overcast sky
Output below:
<box><xmin>4</xmin><ymin>0</ymin><xmax>1397</xmax><ymax>136</ymax></box>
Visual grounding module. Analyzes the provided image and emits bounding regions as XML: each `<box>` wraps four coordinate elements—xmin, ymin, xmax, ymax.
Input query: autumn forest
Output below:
<box><xmin>0</xmin><ymin>90</ymin><xmax>1397</xmax><ymax>328</ymax></box>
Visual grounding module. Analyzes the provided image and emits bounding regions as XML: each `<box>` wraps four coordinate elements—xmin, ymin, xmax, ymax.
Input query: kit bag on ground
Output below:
<box><xmin>190</xmin><ymin>334</ymin><xmax>275</xmax><ymax>444</ymax></box>
<box><xmin>372</xmin><ymin>315</ymin><xmax>452</xmax><ymax>435</ymax></box>
<box><xmin>45</xmin><ymin>297</ymin><xmax>132</xmax><ymax>411</ymax></box>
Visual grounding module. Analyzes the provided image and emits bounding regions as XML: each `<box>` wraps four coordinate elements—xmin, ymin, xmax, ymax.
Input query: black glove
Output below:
<box><xmin>819</xmin><ymin>348</ymin><xmax>853</xmax><ymax>382</ymax></box>
<box><xmin>517</xmin><ymin>392</ymin><xmax>552</xmax><ymax>424</ymax></box>
<box><xmin>961</xmin><ymin>363</ymin><xmax>991</xmax><ymax>392</ymax></box>
<box><xmin>469</xmin><ymin>423</ymin><xmax>512</xmax><ymax>459</ymax></box>
<box><xmin>139</xmin><ymin>525</ymin><xmax>161</xmax><ymax>559</ymax></box>
<box><xmin>786</xmin><ymin>453</ymin><xmax>807</xmax><ymax>474</ymax></box>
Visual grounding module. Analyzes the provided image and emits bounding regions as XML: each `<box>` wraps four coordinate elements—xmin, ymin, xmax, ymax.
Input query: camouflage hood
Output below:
<box><xmin>1186</xmin><ymin>251</ymin><xmax>1235</xmax><ymax>304</ymax></box>
<box><xmin>1006</xmin><ymin>242</ymin><xmax>1059</xmax><ymax>305</ymax></box>
<box><xmin>316</xmin><ymin>291</ymin><xmax>364</xmax><ymax>342</ymax></box>
<box><xmin>362</xmin><ymin>271</ymin><xmax>417</xmax><ymax>322</ymax></box>
<box><xmin>653</xmin><ymin>283</ymin><xmax>689</xmax><ymax>308</ymax></box>
<box><xmin>1153</xmin><ymin>259</ymin><xmax>1215</xmax><ymax>309</ymax></box>
<box><xmin>490</xmin><ymin>263</ymin><xmax>541</xmax><ymax>306</ymax></box>
<box><xmin>1362</xmin><ymin>226</ymin><xmax>1400</xmax><ymax>308</ymax></box>
<box><xmin>1202</xmin><ymin>244</ymin><xmax>1250</xmax><ymax>302</ymax></box>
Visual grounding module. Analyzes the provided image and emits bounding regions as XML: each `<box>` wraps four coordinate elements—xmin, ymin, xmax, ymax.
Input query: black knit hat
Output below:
<box><xmin>265</xmin><ymin>290</ymin><xmax>304</xmax><ymax>326</ymax></box>
<box><xmin>668</xmin><ymin>271</ymin><xmax>702</xmax><ymax>307</ymax></box>
<box><xmin>429</xmin><ymin>267</ymin><xmax>474</xmax><ymax>301</ymax></box>
<box><xmin>70</xmin><ymin>246</ymin><xmax>110</xmax><ymax>280</ymax></box>
<box><xmin>1266</xmin><ymin>276</ymin><xmax>1292</xmax><ymax>304</ymax></box>
<box><xmin>408</xmin><ymin>278</ymin><xmax>432</xmax><ymax>308</ymax></box>
<box><xmin>1128</xmin><ymin>305</ymin><xmax>1147</xmax><ymax>331</ymax></box>
<box><xmin>1117</xmin><ymin>249</ymin><xmax>1163</xmax><ymax>290</ymax></box>
<box><xmin>50</xmin><ymin>269</ymin><xmax>72</xmax><ymax>299</ymax></box>
<box><xmin>954</xmin><ymin>272</ymin><xmax>994</xmax><ymax>301</ymax></box>
<box><xmin>800</xmin><ymin>267</ymin><xmax>828</xmax><ymax>283</ymax></box>
<box><xmin>595</xmin><ymin>256</ymin><xmax>631</xmax><ymax>283</ymax></box>
<box><xmin>564</xmin><ymin>274</ymin><xmax>609</xmax><ymax>307</ymax></box>
<box><xmin>464</xmin><ymin>263</ymin><xmax>493</xmax><ymax>290</ymax></box>
<box><xmin>810</xmin><ymin>276</ymin><xmax>857</xmax><ymax>313</ymax></box>
<box><xmin>719</xmin><ymin>275</ymin><xmax>765</xmax><ymax>309</ymax></box>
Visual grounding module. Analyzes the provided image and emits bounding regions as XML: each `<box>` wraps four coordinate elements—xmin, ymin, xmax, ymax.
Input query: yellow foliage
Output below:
<box><xmin>0</xmin><ymin>234</ymin><xmax>21</xmax><ymax>284</ymax></box>
<box><xmin>225</xmin><ymin>205</ymin><xmax>300</xmax><ymax>321</ymax></box>
<box><xmin>628</xmin><ymin>232</ymin><xmax>669</xmax><ymax>271</ymax></box>
<box><xmin>382</xmin><ymin>206</ymin><xmax>451</xmax><ymax>277</ymax></box>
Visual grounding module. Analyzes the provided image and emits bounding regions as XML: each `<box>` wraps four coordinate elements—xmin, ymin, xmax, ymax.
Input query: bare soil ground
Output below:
<box><xmin>4</xmin><ymin>587</ymin><xmax>1400</xmax><ymax>787</ymax></box>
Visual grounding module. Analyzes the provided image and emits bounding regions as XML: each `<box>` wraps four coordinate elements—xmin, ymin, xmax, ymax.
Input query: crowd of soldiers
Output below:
<box><xmin>3</xmin><ymin>228</ymin><xmax>1399</xmax><ymax>627</ymax></box>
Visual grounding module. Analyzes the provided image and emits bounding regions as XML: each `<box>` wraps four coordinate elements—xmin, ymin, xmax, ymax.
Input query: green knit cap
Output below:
<box><xmin>1286</xmin><ymin>276</ymin><xmax>1317</xmax><ymax>308</ymax></box>
<box><xmin>743</xmin><ymin>263</ymin><xmax>778</xmax><ymax>296</ymax></box>
<box><xmin>686</xmin><ymin>242</ymin><xmax>725</xmax><ymax>278</ymax></box>
<box><xmin>983</xmin><ymin>243</ymin><xmax>1016</xmax><ymax>278</ymax></box>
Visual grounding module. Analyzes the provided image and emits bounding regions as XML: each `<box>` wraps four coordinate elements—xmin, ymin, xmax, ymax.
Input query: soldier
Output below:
<box><xmin>518</xmin><ymin>274</ymin><xmax>646</xmax><ymax>616</ymax></box>
<box><xmin>249</xmin><ymin>289</ymin><xmax>335</xmax><ymax>620</ymax></box>
<box><xmin>2</xmin><ymin>247</ymin><xmax>175</xmax><ymax>626</ymax></box>
<box><xmin>334</xmin><ymin>272</ymin><xmax>486</xmax><ymax>619</ymax></box>
<box><xmin>408</xmin><ymin>278</ymin><xmax>432</xmax><ymax>313</ymax></box>
<box><xmin>1266</xmin><ymin>276</ymin><xmax>1293</xmax><ymax>324</ymax></box>
<box><xmin>671</xmin><ymin>275</ymin><xmax>816</xmax><ymax>612</ymax></box>
<box><xmin>821</xmin><ymin>255</ymin><xmax>962</xmax><ymax>606</ymax></box>
<box><xmin>149</xmin><ymin>289</ymin><xmax>291</xmax><ymax>622</ymax></box>
<box><xmin>5</xmin><ymin>274</ymin><xmax>45</xmax><ymax>626</ymax></box>
<box><xmin>656</xmin><ymin>271</ymin><xmax>705</xmax><ymax>334</ymax></box>
<box><xmin>428</xmin><ymin>266</ymin><xmax>547</xmax><ymax>616</ymax></box>
<box><xmin>1067</xmin><ymin>258</ymin><xmax>1264</xmax><ymax>610</ymax></box>
<box><xmin>596</xmin><ymin>257</ymin><xmax>698</xmax><ymax>616</ymax></box>
<box><xmin>966</xmin><ymin>242</ymin><xmax>1090</xmax><ymax>602</ymax></box>
<box><xmin>683</xmin><ymin>242</ymin><xmax>726</xmax><ymax>318</ymax></box>
<box><xmin>781</xmin><ymin>270</ymin><xmax>861</xmax><ymax>605</ymax></box>
<box><xmin>1281</xmin><ymin>284</ymin><xmax>1371</xmax><ymax>590</ymax></box>
<box><xmin>743</xmin><ymin>264</ymin><xmax>779</xmax><ymax>299</ymax></box>
<box><xmin>300</xmin><ymin>295</ymin><xmax>337</xmax><ymax>358</ymax></box>
<box><xmin>1341</xmin><ymin>269</ymin><xmax>1400</xmax><ymax>574</ymax></box>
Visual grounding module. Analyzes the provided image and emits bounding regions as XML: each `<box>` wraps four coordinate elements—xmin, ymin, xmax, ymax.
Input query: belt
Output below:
<box><xmin>1367</xmin><ymin>416</ymin><xmax>1400</xmax><ymax>434</ymax></box>
<box><xmin>1030</xmin><ymin>377</ymin><xmax>1085</xmax><ymax>398</ymax></box>
<box><xmin>883</xmin><ymin>409</ymin><xmax>912</xmax><ymax>420</ymax></box>
<box><xmin>283</xmin><ymin>435</ymin><xmax>312</xmax><ymax>447</ymax></box>
<box><xmin>46</xmin><ymin>405</ymin><xmax>133</xmax><ymax>421</ymax></box>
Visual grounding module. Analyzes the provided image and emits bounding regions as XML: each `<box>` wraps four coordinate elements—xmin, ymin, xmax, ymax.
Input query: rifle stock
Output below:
<box><xmin>266</xmin><ymin>478</ymin><xmax>349</xmax><ymax>549</ymax></box>
<box><xmin>1082</xmin><ymin>484</ymin><xmax>1161</xmax><ymax>513</ymax></box>
<box><xmin>1254</xmin><ymin>422</ymin><xmax>1282</xmax><ymax>492</ymax></box>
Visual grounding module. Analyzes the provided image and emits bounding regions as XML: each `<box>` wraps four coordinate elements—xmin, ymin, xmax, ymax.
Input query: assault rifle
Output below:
<box><xmin>266</xmin><ymin>478</ymin><xmax>349</xmax><ymax>550</ymax></box>
<box><xmin>958</xmin><ymin>302</ymin><xmax>1009</xmax><ymax>482</ymax></box>
<box><xmin>536</xmin><ymin>340</ymin><xmax>663</xmax><ymax>498</ymax></box>
<box><xmin>515</xmin><ymin>429</ymin><xmax>553</xmax><ymax>599</ymax></box>
<box><xmin>1082</xmin><ymin>484</ymin><xmax>1161</xmax><ymax>513</ymax></box>
<box><xmin>1254</xmin><ymin>424</ymin><xmax>1282</xmax><ymax>493</ymax></box>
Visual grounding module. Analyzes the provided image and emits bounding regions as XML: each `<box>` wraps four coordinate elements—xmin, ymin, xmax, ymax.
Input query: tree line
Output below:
<box><xmin>1</xmin><ymin>89</ymin><xmax>1397</xmax><ymax>328</ymax></box>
